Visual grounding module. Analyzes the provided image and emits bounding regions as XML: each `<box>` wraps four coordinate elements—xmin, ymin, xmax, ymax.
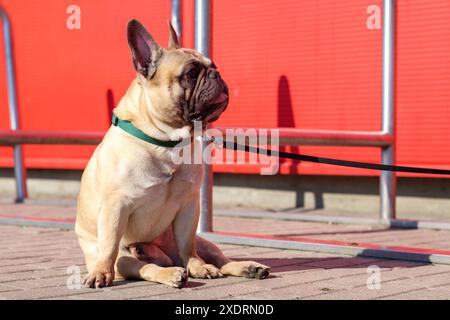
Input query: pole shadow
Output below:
<box><xmin>277</xmin><ymin>75</ymin><xmax>324</xmax><ymax>209</ymax></box>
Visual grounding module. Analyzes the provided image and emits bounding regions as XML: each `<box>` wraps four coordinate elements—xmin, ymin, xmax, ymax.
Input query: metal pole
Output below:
<box><xmin>0</xmin><ymin>6</ymin><xmax>27</xmax><ymax>203</ymax></box>
<box><xmin>171</xmin><ymin>0</ymin><xmax>182</xmax><ymax>45</ymax></box>
<box><xmin>380</xmin><ymin>0</ymin><xmax>396</xmax><ymax>220</ymax></box>
<box><xmin>195</xmin><ymin>0</ymin><xmax>213</xmax><ymax>233</ymax></box>
<box><xmin>195</xmin><ymin>0</ymin><xmax>210</xmax><ymax>55</ymax></box>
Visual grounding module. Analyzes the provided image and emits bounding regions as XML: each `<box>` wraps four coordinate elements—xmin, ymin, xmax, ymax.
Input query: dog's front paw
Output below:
<box><xmin>82</xmin><ymin>269</ymin><xmax>115</xmax><ymax>288</ymax></box>
<box><xmin>188</xmin><ymin>263</ymin><xmax>224</xmax><ymax>279</ymax></box>
<box><xmin>158</xmin><ymin>267</ymin><xmax>188</xmax><ymax>288</ymax></box>
<box><xmin>220</xmin><ymin>261</ymin><xmax>270</xmax><ymax>279</ymax></box>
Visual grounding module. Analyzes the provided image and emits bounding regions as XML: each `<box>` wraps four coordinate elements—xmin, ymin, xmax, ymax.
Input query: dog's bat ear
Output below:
<box><xmin>127</xmin><ymin>19</ymin><xmax>162</xmax><ymax>79</ymax></box>
<box><xmin>167</xmin><ymin>20</ymin><xmax>180</xmax><ymax>49</ymax></box>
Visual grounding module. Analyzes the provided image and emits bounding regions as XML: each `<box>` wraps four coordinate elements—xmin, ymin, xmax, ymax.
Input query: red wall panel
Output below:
<box><xmin>0</xmin><ymin>0</ymin><xmax>170</xmax><ymax>168</ymax></box>
<box><xmin>396</xmin><ymin>0</ymin><xmax>450</xmax><ymax>170</ymax></box>
<box><xmin>1</xmin><ymin>0</ymin><xmax>449</xmax><ymax>177</ymax></box>
<box><xmin>210</xmin><ymin>0</ymin><xmax>383</xmax><ymax>175</ymax></box>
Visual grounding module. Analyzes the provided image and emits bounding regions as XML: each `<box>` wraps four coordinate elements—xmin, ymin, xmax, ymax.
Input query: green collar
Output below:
<box><xmin>112</xmin><ymin>113</ymin><xmax>181</xmax><ymax>148</ymax></box>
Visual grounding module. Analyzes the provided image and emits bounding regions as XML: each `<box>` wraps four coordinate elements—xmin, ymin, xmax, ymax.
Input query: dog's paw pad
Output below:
<box><xmin>245</xmin><ymin>264</ymin><xmax>271</xmax><ymax>280</ymax></box>
<box><xmin>221</xmin><ymin>261</ymin><xmax>270</xmax><ymax>279</ymax></box>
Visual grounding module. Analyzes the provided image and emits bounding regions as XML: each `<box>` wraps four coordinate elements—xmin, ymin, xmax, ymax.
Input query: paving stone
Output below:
<box><xmin>5</xmin><ymin>274</ymin><xmax>71</xmax><ymax>290</ymax></box>
<box><xmin>66</xmin><ymin>283</ymin><xmax>175</xmax><ymax>300</ymax></box>
<box><xmin>0</xmin><ymin>284</ymin><xmax>22</xmax><ymax>294</ymax></box>
<box><xmin>303</xmin><ymin>273</ymin><xmax>447</xmax><ymax>300</ymax></box>
<box><xmin>377</xmin><ymin>285</ymin><xmax>450</xmax><ymax>300</ymax></box>
<box><xmin>1</xmin><ymin>202</ymin><xmax>450</xmax><ymax>300</ymax></box>
<box><xmin>0</xmin><ymin>286</ymin><xmax>93</xmax><ymax>300</ymax></box>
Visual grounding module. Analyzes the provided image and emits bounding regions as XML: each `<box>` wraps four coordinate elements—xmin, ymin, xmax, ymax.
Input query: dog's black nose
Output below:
<box><xmin>208</xmin><ymin>69</ymin><xmax>220</xmax><ymax>79</ymax></box>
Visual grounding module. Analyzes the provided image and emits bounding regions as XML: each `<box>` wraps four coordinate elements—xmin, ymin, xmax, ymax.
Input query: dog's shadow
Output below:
<box><xmin>232</xmin><ymin>255</ymin><xmax>425</xmax><ymax>274</ymax></box>
<box><xmin>108</xmin><ymin>254</ymin><xmax>422</xmax><ymax>288</ymax></box>
<box><xmin>109</xmin><ymin>278</ymin><xmax>206</xmax><ymax>289</ymax></box>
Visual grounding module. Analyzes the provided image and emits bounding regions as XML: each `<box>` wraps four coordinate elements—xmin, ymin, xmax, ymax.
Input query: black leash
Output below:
<box><xmin>222</xmin><ymin>141</ymin><xmax>450</xmax><ymax>175</ymax></box>
<box><xmin>109</xmin><ymin>114</ymin><xmax>449</xmax><ymax>175</ymax></box>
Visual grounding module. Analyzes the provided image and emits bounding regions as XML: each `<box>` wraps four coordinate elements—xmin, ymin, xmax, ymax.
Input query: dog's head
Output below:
<box><xmin>127</xmin><ymin>19</ymin><xmax>228</xmax><ymax>132</ymax></box>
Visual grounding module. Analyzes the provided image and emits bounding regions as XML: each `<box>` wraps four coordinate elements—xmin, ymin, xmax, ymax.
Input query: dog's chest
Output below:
<box><xmin>123</xmin><ymin>163</ymin><xmax>202</xmax><ymax>242</ymax></box>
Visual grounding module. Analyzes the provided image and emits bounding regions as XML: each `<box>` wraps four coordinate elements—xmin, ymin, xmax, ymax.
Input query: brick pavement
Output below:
<box><xmin>0</xmin><ymin>201</ymin><xmax>449</xmax><ymax>299</ymax></box>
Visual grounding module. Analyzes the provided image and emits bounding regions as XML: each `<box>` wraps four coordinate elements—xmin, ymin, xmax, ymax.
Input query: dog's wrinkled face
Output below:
<box><xmin>127</xmin><ymin>19</ymin><xmax>228</xmax><ymax>130</ymax></box>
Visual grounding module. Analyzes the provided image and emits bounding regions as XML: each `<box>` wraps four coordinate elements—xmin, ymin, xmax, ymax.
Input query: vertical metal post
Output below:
<box><xmin>380</xmin><ymin>0</ymin><xmax>396</xmax><ymax>220</ymax></box>
<box><xmin>171</xmin><ymin>0</ymin><xmax>182</xmax><ymax>44</ymax></box>
<box><xmin>195</xmin><ymin>0</ymin><xmax>213</xmax><ymax>233</ymax></box>
<box><xmin>0</xmin><ymin>6</ymin><xmax>27</xmax><ymax>203</ymax></box>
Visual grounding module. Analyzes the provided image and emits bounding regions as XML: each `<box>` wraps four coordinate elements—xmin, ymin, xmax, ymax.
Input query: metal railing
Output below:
<box><xmin>171</xmin><ymin>0</ymin><xmax>182</xmax><ymax>44</ymax></box>
<box><xmin>1</xmin><ymin>5</ymin><xmax>27</xmax><ymax>203</ymax></box>
<box><xmin>195</xmin><ymin>0</ymin><xmax>214</xmax><ymax>233</ymax></box>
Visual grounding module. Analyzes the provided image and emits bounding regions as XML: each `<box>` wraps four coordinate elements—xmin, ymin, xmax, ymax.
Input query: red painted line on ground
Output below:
<box><xmin>0</xmin><ymin>214</ymin><xmax>75</xmax><ymax>223</ymax></box>
<box><xmin>213</xmin><ymin>231</ymin><xmax>450</xmax><ymax>256</ymax></box>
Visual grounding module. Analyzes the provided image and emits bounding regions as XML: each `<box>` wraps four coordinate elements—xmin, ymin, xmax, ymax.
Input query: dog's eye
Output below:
<box><xmin>186</xmin><ymin>68</ymin><xmax>199</xmax><ymax>79</ymax></box>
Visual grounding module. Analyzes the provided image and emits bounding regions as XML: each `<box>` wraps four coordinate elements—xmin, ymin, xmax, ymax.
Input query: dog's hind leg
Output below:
<box><xmin>115</xmin><ymin>249</ymin><xmax>188</xmax><ymax>288</ymax></box>
<box><xmin>196</xmin><ymin>236</ymin><xmax>271</xmax><ymax>280</ymax></box>
<box><xmin>128</xmin><ymin>243</ymin><xmax>173</xmax><ymax>267</ymax></box>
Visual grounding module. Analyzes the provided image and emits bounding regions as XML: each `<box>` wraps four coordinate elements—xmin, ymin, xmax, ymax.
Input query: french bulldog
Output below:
<box><xmin>75</xmin><ymin>19</ymin><xmax>270</xmax><ymax>288</ymax></box>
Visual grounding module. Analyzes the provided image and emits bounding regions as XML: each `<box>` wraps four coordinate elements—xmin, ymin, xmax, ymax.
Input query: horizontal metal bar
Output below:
<box><xmin>0</xmin><ymin>130</ymin><xmax>104</xmax><ymax>145</ymax></box>
<box><xmin>0</xmin><ymin>129</ymin><xmax>393</xmax><ymax>147</ymax></box>
<box><xmin>200</xmin><ymin>232</ymin><xmax>450</xmax><ymax>265</ymax></box>
<box><xmin>214</xmin><ymin>209</ymin><xmax>450</xmax><ymax>231</ymax></box>
<box><xmin>214</xmin><ymin>128</ymin><xmax>393</xmax><ymax>147</ymax></box>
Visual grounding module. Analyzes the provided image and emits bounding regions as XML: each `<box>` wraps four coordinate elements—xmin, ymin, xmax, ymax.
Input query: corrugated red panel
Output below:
<box><xmin>1</xmin><ymin>0</ymin><xmax>449</xmax><ymax>177</ymax></box>
<box><xmin>0</xmin><ymin>0</ymin><xmax>170</xmax><ymax>169</ymax></box>
<box><xmin>210</xmin><ymin>0</ymin><xmax>383</xmax><ymax>175</ymax></box>
<box><xmin>396</xmin><ymin>0</ymin><xmax>450</xmax><ymax>169</ymax></box>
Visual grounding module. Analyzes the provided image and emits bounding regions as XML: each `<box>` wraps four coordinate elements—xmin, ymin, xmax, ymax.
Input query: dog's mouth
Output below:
<box><xmin>189</xmin><ymin>88</ymin><xmax>229</xmax><ymax>124</ymax></box>
<box><xmin>205</xmin><ymin>92</ymin><xmax>228</xmax><ymax>122</ymax></box>
<box><xmin>211</xmin><ymin>92</ymin><xmax>228</xmax><ymax>106</ymax></box>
